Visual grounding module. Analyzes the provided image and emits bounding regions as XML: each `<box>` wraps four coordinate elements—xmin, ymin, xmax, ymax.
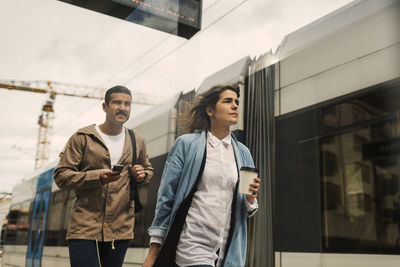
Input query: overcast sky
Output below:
<box><xmin>0</xmin><ymin>0</ymin><xmax>354</xmax><ymax>193</ymax></box>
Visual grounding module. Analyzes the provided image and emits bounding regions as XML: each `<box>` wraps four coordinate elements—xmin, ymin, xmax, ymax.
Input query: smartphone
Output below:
<box><xmin>111</xmin><ymin>164</ymin><xmax>124</xmax><ymax>173</ymax></box>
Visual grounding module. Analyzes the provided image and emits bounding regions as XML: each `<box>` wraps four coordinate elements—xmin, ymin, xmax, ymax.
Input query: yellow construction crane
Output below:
<box><xmin>0</xmin><ymin>80</ymin><xmax>164</xmax><ymax>169</ymax></box>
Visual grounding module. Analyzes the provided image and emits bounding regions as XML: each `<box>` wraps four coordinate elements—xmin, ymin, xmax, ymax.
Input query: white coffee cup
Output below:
<box><xmin>239</xmin><ymin>167</ymin><xmax>259</xmax><ymax>194</ymax></box>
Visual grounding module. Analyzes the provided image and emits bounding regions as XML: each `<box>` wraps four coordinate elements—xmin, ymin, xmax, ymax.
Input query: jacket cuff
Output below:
<box><xmin>245</xmin><ymin>198</ymin><xmax>258</xmax><ymax>218</ymax></box>
<box><xmin>149</xmin><ymin>236</ymin><xmax>163</xmax><ymax>246</ymax></box>
<box><xmin>85</xmin><ymin>169</ymin><xmax>103</xmax><ymax>186</ymax></box>
<box><xmin>143</xmin><ymin>171</ymin><xmax>152</xmax><ymax>183</ymax></box>
<box><xmin>148</xmin><ymin>226</ymin><xmax>167</xmax><ymax>239</ymax></box>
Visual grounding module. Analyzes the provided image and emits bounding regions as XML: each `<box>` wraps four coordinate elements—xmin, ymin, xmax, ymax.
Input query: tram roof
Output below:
<box><xmin>10</xmin><ymin>158</ymin><xmax>59</xmax><ymax>205</ymax></box>
<box><xmin>128</xmin><ymin>55</ymin><xmax>250</xmax><ymax>130</ymax></box>
<box><xmin>197</xmin><ymin>56</ymin><xmax>250</xmax><ymax>94</ymax></box>
<box><xmin>127</xmin><ymin>91</ymin><xmax>182</xmax><ymax>129</ymax></box>
<box><xmin>276</xmin><ymin>0</ymin><xmax>399</xmax><ymax>59</ymax></box>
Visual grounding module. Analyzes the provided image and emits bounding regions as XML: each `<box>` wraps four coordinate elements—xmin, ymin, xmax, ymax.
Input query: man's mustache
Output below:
<box><xmin>116</xmin><ymin>111</ymin><xmax>128</xmax><ymax>116</ymax></box>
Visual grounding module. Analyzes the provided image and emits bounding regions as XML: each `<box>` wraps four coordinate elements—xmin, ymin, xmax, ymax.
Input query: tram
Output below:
<box><xmin>2</xmin><ymin>0</ymin><xmax>400</xmax><ymax>266</ymax></box>
<box><xmin>269</xmin><ymin>0</ymin><xmax>400</xmax><ymax>266</ymax></box>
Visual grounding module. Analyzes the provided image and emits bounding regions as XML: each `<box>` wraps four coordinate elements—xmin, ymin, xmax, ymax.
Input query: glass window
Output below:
<box><xmin>58</xmin><ymin>0</ymin><xmax>202</xmax><ymax>39</ymax></box>
<box><xmin>4</xmin><ymin>205</ymin><xmax>20</xmax><ymax>244</ymax></box>
<box><xmin>4</xmin><ymin>201</ymin><xmax>32</xmax><ymax>245</ymax></box>
<box><xmin>321</xmin><ymin>88</ymin><xmax>398</xmax><ymax>129</ymax></box>
<box><xmin>45</xmin><ymin>190</ymin><xmax>69</xmax><ymax>246</ymax></box>
<box><xmin>321</xmin><ymin>86</ymin><xmax>400</xmax><ymax>253</ymax></box>
<box><xmin>63</xmin><ymin>190</ymin><xmax>75</xmax><ymax>231</ymax></box>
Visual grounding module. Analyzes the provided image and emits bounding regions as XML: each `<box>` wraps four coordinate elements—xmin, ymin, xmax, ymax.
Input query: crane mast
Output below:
<box><xmin>35</xmin><ymin>92</ymin><xmax>56</xmax><ymax>169</ymax></box>
<box><xmin>0</xmin><ymin>80</ymin><xmax>163</xmax><ymax>169</ymax></box>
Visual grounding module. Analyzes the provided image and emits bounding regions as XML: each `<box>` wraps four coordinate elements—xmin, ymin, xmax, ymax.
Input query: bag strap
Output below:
<box><xmin>128</xmin><ymin>129</ymin><xmax>137</xmax><ymax>164</ymax></box>
<box><xmin>128</xmin><ymin>129</ymin><xmax>143</xmax><ymax>212</ymax></box>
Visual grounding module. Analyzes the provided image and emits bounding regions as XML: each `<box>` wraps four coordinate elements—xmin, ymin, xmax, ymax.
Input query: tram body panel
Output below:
<box><xmin>123</xmin><ymin>247</ymin><xmax>149</xmax><ymax>266</ymax></box>
<box><xmin>275</xmin><ymin>252</ymin><xmax>400</xmax><ymax>267</ymax></box>
<box><xmin>38</xmin><ymin>247</ymin><xmax>147</xmax><ymax>267</ymax></box>
<box><xmin>125</xmin><ymin>94</ymin><xmax>179</xmax><ymax>159</ymax></box>
<box><xmin>279</xmin><ymin>1</ymin><xmax>400</xmax><ymax>88</ymax></box>
<box><xmin>2</xmin><ymin>245</ymin><xmax>27</xmax><ymax>266</ymax></box>
<box><xmin>276</xmin><ymin>0</ymin><xmax>400</xmax><ymax>115</ymax></box>
<box><xmin>40</xmin><ymin>247</ymin><xmax>69</xmax><ymax>267</ymax></box>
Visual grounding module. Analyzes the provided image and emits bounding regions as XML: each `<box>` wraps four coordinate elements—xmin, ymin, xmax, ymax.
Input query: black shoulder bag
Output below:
<box><xmin>128</xmin><ymin>129</ymin><xmax>143</xmax><ymax>213</ymax></box>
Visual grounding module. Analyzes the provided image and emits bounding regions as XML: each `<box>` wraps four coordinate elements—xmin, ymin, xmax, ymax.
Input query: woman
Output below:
<box><xmin>143</xmin><ymin>83</ymin><xmax>260</xmax><ymax>267</ymax></box>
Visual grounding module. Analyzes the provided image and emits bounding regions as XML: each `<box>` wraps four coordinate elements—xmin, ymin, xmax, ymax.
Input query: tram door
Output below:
<box><xmin>26</xmin><ymin>169</ymin><xmax>53</xmax><ymax>267</ymax></box>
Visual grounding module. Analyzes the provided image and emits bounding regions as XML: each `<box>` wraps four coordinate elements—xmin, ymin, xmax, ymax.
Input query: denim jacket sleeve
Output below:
<box><xmin>147</xmin><ymin>136</ymin><xmax>187</xmax><ymax>240</ymax></box>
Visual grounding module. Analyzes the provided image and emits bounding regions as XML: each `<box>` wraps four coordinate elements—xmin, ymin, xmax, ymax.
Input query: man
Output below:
<box><xmin>54</xmin><ymin>85</ymin><xmax>154</xmax><ymax>267</ymax></box>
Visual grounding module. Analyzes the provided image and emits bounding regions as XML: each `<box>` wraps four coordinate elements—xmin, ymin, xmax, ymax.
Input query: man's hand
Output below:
<box><xmin>130</xmin><ymin>164</ymin><xmax>146</xmax><ymax>183</ymax></box>
<box><xmin>246</xmin><ymin>177</ymin><xmax>261</xmax><ymax>204</ymax></box>
<box><xmin>100</xmin><ymin>169</ymin><xmax>121</xmax><ymax>185</ymax></box>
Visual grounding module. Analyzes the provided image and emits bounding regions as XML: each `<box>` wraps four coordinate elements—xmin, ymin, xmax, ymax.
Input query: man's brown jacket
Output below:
<box><xmin>54</xmin><ymin>124</ymin><xmax>154</xmax><ymax>241</ymax></box>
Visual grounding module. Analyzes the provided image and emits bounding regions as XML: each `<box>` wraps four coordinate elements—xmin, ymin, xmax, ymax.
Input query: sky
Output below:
<box><xmin>0</xmin><ymin>0</ymin><xmax>355</xmax><ymax>193</ymax></box>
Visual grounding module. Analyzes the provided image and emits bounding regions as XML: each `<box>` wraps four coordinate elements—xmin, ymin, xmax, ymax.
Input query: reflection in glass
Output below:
<box><xmin>321</xmin><ymin>88</ymin><xmax>399</xmax><ymax>129</ymax></box>
<box><xmin>321</xmin><ymin>86</ymin><xmax>400</xmax><ymax>253</ymax></box>
<box><xmin>58</xmin><ymin>0</ymin><xmax>202</xmax><ymax>39</ymax></box>
<box><xmin>4</xmin><ymin>201</ymin><xmax>31</xmax><ymax>245</ymax></box>
<box><xmin>45</xmin><ymin>190</ymin><xmax>69</xmax><ymax>246</ymax></box>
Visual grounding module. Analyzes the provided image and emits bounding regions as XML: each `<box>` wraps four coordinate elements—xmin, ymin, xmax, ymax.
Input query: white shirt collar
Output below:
<box><xmin>207</xmin><ymin>131</ymin><xmax>232</xmax><ymax>148</ymax></box>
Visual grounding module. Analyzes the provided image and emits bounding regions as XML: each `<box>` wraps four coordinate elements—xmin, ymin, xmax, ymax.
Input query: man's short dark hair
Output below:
<box><xmin>105</xmin><ymin>85</ymin><xmax>132</xmax><ymax>104</ymax></box>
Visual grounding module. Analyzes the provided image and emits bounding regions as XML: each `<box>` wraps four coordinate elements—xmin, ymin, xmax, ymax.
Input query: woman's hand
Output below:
<box><xmin>142</xmin><ymin>243</ymin><xmax>161</xmax><ymax>267</ymax></box>
<box><xmin>246</xmin><ymin>177</ymin><xmax>260</xmax><ymax>204</ymax></box>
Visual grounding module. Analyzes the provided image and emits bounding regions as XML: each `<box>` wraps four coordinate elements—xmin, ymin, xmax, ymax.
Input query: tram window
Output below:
<box><xmin>16</xmin><ymin>201</ymin><xmax>31</xmax><ymax>244</ymax></box>
<box><xmin>129</xmin><ymin>155</ymin><xmax>166</xmax><ymax>247</ymax></box>
<box><xmin>321</xmin><ymin>88</ymin><xmax>399</xmax><ymax>130</ymax></box>
<box><xmin>353</xmin><ymin>134</ymin><xmax>368</xmax><ymax>152</ymax></box>
<box><xmin>321</xmin><ymin>85</ymin><xmax>400</xmax><ymax>253</ymax></box>
<box><xmin>4</xmin><ymin>205</ymin><xmax>20</xmax><ymax>244</ymax></box>
<box><xmin>57</xmin><ymin>190</ymin><xmax>76</xmax><ymax>245</ymax></box>
<box><xmin>4</xmin><ymin>201</ymin><xmax>31</xmax><ymax>245</ymax></box>
<box><xmin>45</xmin><ymin>190</ymin><xmax>69</xmax><ymax>246</ymax></box>
<box><xmin>129</xmin><ymin>183</ymin><xmax>149</xmax><ymax>247</ymax></box>
<box><xmin>63</xmin><ymin>190</ymin><xmax>75</xmax><ymax>232</ymax></box>
<box><xmin>321</xmin><ymin>149</ymin><xmax>338</xmax><ymax>176</ymax></box>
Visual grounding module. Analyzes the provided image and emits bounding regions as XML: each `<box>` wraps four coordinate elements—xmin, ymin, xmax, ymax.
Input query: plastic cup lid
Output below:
<box><xmin>240</xmin><ymin>166</ymin><xmax>259</xmax><ymax>172</ymax></box>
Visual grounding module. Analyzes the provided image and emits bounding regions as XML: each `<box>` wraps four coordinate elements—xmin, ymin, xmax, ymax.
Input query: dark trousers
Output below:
<box><xmin>68</xmin><ymin>239</ymin><xmax>129</xmax><ymax>267</ymax></box>
<box><xmin>176</xmin><ymin>265</ymin><xmax>213</xmax><ymax>267</ymax></box>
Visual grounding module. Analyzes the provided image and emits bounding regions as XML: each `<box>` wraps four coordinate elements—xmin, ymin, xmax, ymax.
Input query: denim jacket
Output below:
<box><xmin>148</xmin><ymin>131</ymin><xmax>257</xmax><ymax>267</ymax></box>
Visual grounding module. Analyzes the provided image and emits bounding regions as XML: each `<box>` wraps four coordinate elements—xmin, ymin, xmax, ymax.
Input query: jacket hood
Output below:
<box><xmin>76</xmin><ymin>124</ymin><xmax>98</xmax><ymax>136</ymax></box>
<box><xmin>77</xmin><ymin>124</ymin><xmax>129</xmax><ymax>142</ymax></box>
